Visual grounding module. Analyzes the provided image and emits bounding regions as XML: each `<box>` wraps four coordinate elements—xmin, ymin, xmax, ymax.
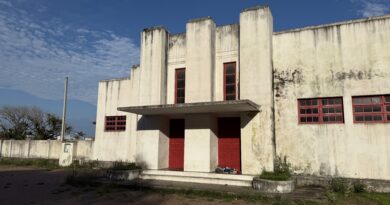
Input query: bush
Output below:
<box><xmin>353</xmin><ymin>182</ymin><xmax>366</xmax><ymax>193</ymax></box>
<box><xmin>259</xmin><ymin>156</ymin><xmax>291</xmax><ymax>181</ymax></box>
<box><xmin>330</xmin><ymin>178</ymin><xmax>348</xmax><ymax>194</ymax></box>
<box><xmin>111</xmin><ymin>161</ymin><xmax>141</xmax><ymax>170</ymax></box>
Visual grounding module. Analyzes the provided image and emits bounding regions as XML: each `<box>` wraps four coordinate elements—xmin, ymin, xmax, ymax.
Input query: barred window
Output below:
<box><xmin>105</xmin><ymin>116</ymin><xmax>126</xmax><ymax>131</ymax></box>
<box><xmin>298</xmin><ymin>97</ymin><xmax>344</xmax><ymax>124</ymax></box>
<box><xmin>352</xmin><ymin>95</ymin><xmax>390</xmax><ymax>123</ymax></box>
<box><xmin>224</xmin><ymin>62</ymin><xmax>237</xmax><ymax>101</ymax></box>
<box><xmin>175</xmin><ymin>68</ymin><xmax>185</xmax><ymax>104</ymax></box>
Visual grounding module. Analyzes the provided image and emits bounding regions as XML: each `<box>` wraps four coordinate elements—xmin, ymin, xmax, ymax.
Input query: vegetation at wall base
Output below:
<box><xmin>0</xmin><ymin>157</ymin><xmax>60</xmax><ymax>169</ymax></box>
<box><xmin>259</xmin><ymin>156</ymin><xmax>291</xmax><ymax>181</ymax></box>
<box><xmin>111</xmin><ymin>161</ymin><xmax>142</xmax><ymax>170</ymax></box>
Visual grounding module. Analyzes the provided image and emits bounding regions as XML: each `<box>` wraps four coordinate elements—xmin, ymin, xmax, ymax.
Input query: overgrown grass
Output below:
<box><xmin>260</xmin><ymin>156</ymin><xmax>291</xmax><ymax>181</ymax></box>
<box><xmin>111</xmin><ymin>161</ymin><xmax>141</xmax><ymax>170</ymax></box>
<box><xmin>0</xmin><ymin>157</ymin><xmax>60</xmax><ymax>169</ymax></box>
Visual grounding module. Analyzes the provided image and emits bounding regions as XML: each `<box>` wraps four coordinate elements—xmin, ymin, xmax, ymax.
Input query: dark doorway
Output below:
<box><xmin>169</xmin><ymin>119</ymin><xmax>185</xmax><ymax>170</ymax></box>
<box><xmin>218</xmin><ymin>117</ymin><xmax>241</xmax><ymax>172</ymax></box>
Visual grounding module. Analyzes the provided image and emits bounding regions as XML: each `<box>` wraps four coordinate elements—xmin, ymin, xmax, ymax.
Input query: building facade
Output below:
<box><xmin>93</xmin><ymin>6</ymin><xmax>390</xmax><ymax>180</ymax></box>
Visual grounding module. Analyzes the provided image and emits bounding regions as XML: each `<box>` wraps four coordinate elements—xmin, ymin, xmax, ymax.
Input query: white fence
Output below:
<box><xmin>0</xmin><ymin>140</ymin><xmax>94</xmax><ymax>160</ymax></box>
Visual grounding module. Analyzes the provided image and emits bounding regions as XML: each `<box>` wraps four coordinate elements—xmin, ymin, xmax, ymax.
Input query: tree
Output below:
<box><xmin>0</xmin><ymin>106</ymin><xmax>30</xmax><ymax>140</ymax></box>
<box><xmin>73</xmin><ymin>131</ymin><xmax>86</xmax><ymax>140</ymax></box>
<box><xmin>0</xmin><ymin>106</ymin><xmax>73</xmax><ymax>140</ymax></box>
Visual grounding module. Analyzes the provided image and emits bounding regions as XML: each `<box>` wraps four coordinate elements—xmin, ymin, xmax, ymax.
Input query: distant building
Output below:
<box><xmin>93</xmin><ymin>6</ymin><xmax>390</xmax><ymax>180</ymax></box>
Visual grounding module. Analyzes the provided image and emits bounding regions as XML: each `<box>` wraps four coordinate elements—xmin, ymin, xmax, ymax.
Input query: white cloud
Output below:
<box><xmin>352</xmin><ymin>0</ymin><xmax>390</xmax><ymax>17</ymax></box>
<box><xmin>0</xmin><ymin>0</ymin><xmax>140</xmax><ymax>104</ymax></box>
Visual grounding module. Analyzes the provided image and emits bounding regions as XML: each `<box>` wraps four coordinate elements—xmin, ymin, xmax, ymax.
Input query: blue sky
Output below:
<box><xmin>0</xmin><ymin>0</ymin><xmax>389</xmax><ymax>105</ymax></box>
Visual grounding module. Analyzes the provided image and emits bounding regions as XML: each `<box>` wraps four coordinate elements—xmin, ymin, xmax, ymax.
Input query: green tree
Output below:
<box><xmin>0</xmin><ymin>106</ymin><xmax>30</xmax><ymax>140</ymax></box>
<box><xmin>0</xmin><ymin>106</ymin><xmax>73</xmax><ymax>140</ymax></box>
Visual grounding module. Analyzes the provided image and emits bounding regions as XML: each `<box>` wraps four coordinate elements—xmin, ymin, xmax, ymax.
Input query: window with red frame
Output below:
<box><xmin>352</xmin><ymin>95</ymin><xmax>390</xmax><ymax>123</ymax></box>
<box><xmin>105</xmin><ymin>116</ymin><xmax>126</xmax><ymax>131</ymax></box>
<box><xmin>224</xmin><ymin>62</ymin><xmax>236</xmax><ymax>100</ymax></box>
<box><xmin>175</xmin><ymin>68</ymin><xmax>185</xmax><ymax>103</ymax></box>
<box><xmin>298</xmin><ymin>97</ymin><xmax>344</xmax><ymax>124</ymax></box>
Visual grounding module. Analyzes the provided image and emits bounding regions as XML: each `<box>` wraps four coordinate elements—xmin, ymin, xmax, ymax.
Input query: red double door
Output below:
<box><xmin>169</xmin><ymin>119</ymin><xmax>185</xmax><ymax>170</ymax></box>
<box><xmin>218</xmin><ymin>117</ymin><xmax>241</xmax><ymax>172</ymax></box>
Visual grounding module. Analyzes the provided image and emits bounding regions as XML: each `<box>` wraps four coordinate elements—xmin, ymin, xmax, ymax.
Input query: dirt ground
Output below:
<box><xmin>0</xmin><ymin>166</ymin><xmax>272</xmax><ymax>205</ymax></box>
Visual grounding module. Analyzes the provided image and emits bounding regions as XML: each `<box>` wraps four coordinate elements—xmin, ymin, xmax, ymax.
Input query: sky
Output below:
<box><xmin>0</xmin><ymin>0</ymin><xmax>389</xmax><ymax>105</ymax></box>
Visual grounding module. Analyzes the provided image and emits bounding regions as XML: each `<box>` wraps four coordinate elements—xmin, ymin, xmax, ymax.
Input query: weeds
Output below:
<box><xmin>260</xmin><ymin>156</ymin><xmax>291</xmax><ymax>181</ymax></box>
<box><xmin>111</xmin><ymin>161</ymin><xmax>142</xmax><ymax>170</ymax></box>
<box><xmin>0</xmin><ymin>157</ymin><xmax>60</xmax><ymax>169</ymax></box>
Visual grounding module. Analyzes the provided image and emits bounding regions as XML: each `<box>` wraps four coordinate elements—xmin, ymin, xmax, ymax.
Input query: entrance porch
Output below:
<box><xmin>118</xmin><ymin>100</ymin><xmax>263</xmax><ymax>175</ymax></box>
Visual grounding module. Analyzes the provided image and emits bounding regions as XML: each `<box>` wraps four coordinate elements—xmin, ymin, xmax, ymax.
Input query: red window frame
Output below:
<box><xmin>105</xmin><ymin>116</ymin><xmax>126</xmax><ymax>131</ymax></box>
<box><xmin>352</xmin><ymin>95</ymin><xmax>390</xmax><ymax>123</ymax></box>
<box><xmin>298</xmin><ymin>97</ymin><xmax>344</xmax><ymax>124</ymax></box>
<box><xmin>223</xmin><ymin>62</ymin><xmax>237</xmax><ymax>101</ymax></box>
<box><xmin>175</xmin><ymin>68</ymin><xmax>185</xmax><ymax>104</ymax></box>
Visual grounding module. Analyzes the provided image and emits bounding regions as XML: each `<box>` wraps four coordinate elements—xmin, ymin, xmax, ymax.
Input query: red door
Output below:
<box><xmin>169</xmin><ymin>119</ymin><xmax>185</xmax><ymax>170</ymax></box>
<box><xmin>218</xmin><ymin>117</ymin><xmax>241</xmax><ymax>172</ymax></box>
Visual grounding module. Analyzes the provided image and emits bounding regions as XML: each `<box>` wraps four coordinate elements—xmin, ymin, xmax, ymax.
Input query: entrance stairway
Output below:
<box><xmin>140</xmin><ymin>170</ymin><xmax>254</xmax><ymax>187</ymax></box>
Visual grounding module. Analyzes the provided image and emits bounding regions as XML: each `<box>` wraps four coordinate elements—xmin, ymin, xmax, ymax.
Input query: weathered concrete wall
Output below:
<box><xmin>93</xmin><ymin>78</ymin><xmax>137</xmax><ymax>162</ymax></box>
<box><xmin>0</xmin><ymin>140</ymin><xmax>92</xmax><ymax>160</ymax></box>
<box><xmin>273</xmin><ymin>15</ymin><xmax>390</xmax><ymax>180</ymax></box>
<box><xmin>185</xmin><ymin>18</ymin><xmax>216</xmax><ymax>103</ymax></box>
<box><xmin>136</xmin><ymin>116</ymin><xmax>169</xmax><ymax>169</ymax></box>
<box><xmin>167</xmin><ymin>33</ymin><xmax>186</xmax><ymax>104</ymax></box>
<box><xmin>239</xmin><ymin>6</ymin><xmax>275</xmax><ymax>175</ymax></box>
<box><xmin>214</xmin><ymin>24</ymin><xmax>239</xmax><ymax>101</ymax></box>
<box><xmin>184</xmin><ymin>114</ymin><xmax>218</xmax><ymax>172</ymax></box>
<box><xmin>139</xmin><ymin>27</ymin><xmax>168</xmax><ymax>106</ymax></box>
<box><xmin>75</xmin><ymin>140</ymin><xmax>94</xmax><ymax>160</ymax></box>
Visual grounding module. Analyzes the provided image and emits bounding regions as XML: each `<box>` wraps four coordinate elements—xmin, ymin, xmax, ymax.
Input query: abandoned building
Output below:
<box><xmin>93</xmin><ymin>5</ymin><xmax>390</xmax><ymax>183</ymax></box>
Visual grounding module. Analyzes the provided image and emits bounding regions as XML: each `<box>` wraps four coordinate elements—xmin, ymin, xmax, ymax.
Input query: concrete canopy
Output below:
<box><xmin>117</xmin><ymin>100</ymin><xmax>260</xmax><ymax>115</ymax></box>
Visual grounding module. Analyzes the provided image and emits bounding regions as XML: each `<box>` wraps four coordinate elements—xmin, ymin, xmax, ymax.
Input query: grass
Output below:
<box><xmin>0</xmin><ymin>157</ymin><xmax>60</xmax><ymax>170</ymax></box>
<box><xmin>259</xmin><ymin>171</ymin><xmax>291</xmax><ymax>181</ymax></box>
<box><xmin>111</xmin><ymin>161</ymin><xmax>142</xmax><ymax>170</ymax></box>
<box><xmin>0</xmin><ymin>157</ymin><xmax>142</xmax><ymax>171</ymax></box>
<box><xmin>64</xmin><ymin>174</ymin><xmax>390</xmax><ymax>205</ymax></box>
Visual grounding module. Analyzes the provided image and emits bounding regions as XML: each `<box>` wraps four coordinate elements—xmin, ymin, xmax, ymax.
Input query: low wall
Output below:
<box><xmin>0</xmin><ymin>140</ymin><xmax>94</xmax><ymax>160</ymax></box>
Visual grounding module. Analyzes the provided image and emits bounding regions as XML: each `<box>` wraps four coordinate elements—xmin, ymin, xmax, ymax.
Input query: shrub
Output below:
<box><xmin>330</xmin><ymin>178</ymin><xmax>348</xmax><ymax>194</ymax></box>
<box><xmin>259</xmin><ymin>156</ymin><xmax>291</xmax><ymax>181</ymax></box>
<box><xmin>111</xmin><ymin>161</ymin><xmax>141</xmax><ymax>170</ymax></box>
<box><xmin>353</xmin><ymin>182</ymin><xmax>366</xmax><ymax>193</ymax></box>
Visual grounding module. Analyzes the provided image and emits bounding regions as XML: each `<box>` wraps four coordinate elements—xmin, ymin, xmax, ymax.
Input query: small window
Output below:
<box><xmin>352</xmin><ymin>95</ymin><xmax>390</xmax><ymax>123</ymax></box>
<box><xmin>105</xmin><ymin>116</ymin><xmax>126</xmax><ymax>131</ymax></box>
<box><xmin>298</xmin><ymin>97</ymin><xmax>344</xmax><ymax>124</ymax></box>
<box><xmin>224</xmin><ymin>62</ymin><xmax>236</xmax><ymax>101</ymax></box>
<box><xmin>175</xmin><ymin>68</ymin><xmax>185</xmax><ymax>104</ymax></box>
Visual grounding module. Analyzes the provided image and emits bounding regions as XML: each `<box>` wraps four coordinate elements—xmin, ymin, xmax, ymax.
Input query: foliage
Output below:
<box><xmin>0</xmin><ymin>157</ymin><xmax>60</xmax><ymax>169</ymax></box>
<box><xmin>73</xmin><ymin>131</ymin><xmax>86</xmax><ymax>140</ymax></box>
<box><xmin>353</xmin><ymin>182</ymin><xmax>367</xmax><ymax>193</ymax></box>
<box><xmin>260</xmin><ymin>156</ymin><xmax>291</xmax><ymax>181</ymax></box>
<box><xmin>111</xmin><ymin>161</ymin><xmax>142</xmax><ymax>170</ymax></box>
<box><xmin>330</xmin><ymin>178</ymin><xmax>349</xmax><ymax>194</ymax></box>
<box><xmin>0</xmin><ymin>106</ymin><xmax>72</xmax><ymax>140</ymax></box>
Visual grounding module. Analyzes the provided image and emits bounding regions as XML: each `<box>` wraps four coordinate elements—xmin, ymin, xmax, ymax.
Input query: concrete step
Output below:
<box><xmin>140</xmin><ymin>170</ymin><xmax>254</xmax><ymax>187</ymax></box>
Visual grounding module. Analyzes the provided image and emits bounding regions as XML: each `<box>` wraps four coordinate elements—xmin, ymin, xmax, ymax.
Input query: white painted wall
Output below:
<box><xmin>185</xmin><ymin>18</ymin><xmax>216</xmax><ymax>103</ymax></box>
<box><xmin>184</xmin><ymin>114</ymin><xmax>218</xmax><ymax>172</ymax></box>
<box><xmin>167</xmin><ymin>33</ymin><xmax>186</xmax><ymax>104</ymax></box>
<box><xmin>214</xmin><ymin>24</ymin><xmax>239</xmax><ymax>101</ymax></box>
<box><xmin>239</xmin><ymin>6</ymin><xmax>275</xmax><ymax>175</ymax></box>
<box><xmin>0</xmin><ymin>140</ymin><xmax>92</xmax><ymax>160</ymax></box>
<box><xmin>273</xmin><ymin>15</ymin><xmax>390</xmax><ymax>180</ymax></box>
<box><xmin>93</xmin><ymin>78</ymin><xmax>136</xmax><ymax>162</ymax></box>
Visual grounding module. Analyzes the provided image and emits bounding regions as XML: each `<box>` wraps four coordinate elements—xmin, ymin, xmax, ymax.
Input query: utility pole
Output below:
<box><xmin>60</xmin><ymin>77</ymin><xmax>68</xmax><ymax>142</ymax></box>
